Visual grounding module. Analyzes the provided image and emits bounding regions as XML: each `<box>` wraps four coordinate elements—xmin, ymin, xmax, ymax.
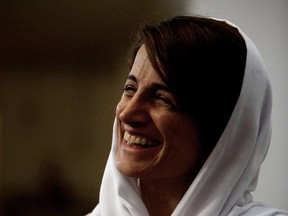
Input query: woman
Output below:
<box><xmin>88</xmin><ymin>16</ymin><xmax>288</xmax><ymax>215</ymax></box>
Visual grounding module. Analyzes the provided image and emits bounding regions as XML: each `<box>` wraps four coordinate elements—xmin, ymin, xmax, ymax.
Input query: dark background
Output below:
<box><xmin>0</xmin><ymin>1</ymin><xmax>188</xmax><ymax>215</ymax></box>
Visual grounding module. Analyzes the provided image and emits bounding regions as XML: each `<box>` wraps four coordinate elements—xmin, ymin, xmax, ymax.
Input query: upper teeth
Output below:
<box><xmin>124</xmin><ymin>132</ymin><xmax>157</xmax><ymax>146</ymax></box>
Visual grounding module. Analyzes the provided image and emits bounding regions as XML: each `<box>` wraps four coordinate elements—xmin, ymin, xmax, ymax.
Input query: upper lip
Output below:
<box><xmin>124</xmin><ymin>131</ymin><xmax>157</xmax><ymax>142</ymax></box>
<box><xmin>119</xmin><ymin>121</ymin><xmax>161</xmax><ymax>144</ymax></box>
<box><xmin>121</xmin><ymin>124</ymin><xmax>160</xmax><ymax>144</ymax></box>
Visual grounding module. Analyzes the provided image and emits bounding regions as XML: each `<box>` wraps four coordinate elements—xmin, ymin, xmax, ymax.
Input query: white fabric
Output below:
<box><xmin>88</xmin><ymin>20</ymin><xmax>288</xmax><ymax>216</ymax></box>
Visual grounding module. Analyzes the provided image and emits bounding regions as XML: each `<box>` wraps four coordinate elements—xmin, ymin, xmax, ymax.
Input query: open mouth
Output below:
<box><xmin>124</xmin><ymin>131</ymin><xmax>160</xmax><ymax>148</ymax></box>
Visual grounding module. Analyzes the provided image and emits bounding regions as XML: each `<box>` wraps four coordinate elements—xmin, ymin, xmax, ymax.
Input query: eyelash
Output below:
<box><xmin>156</xmin><ymin>93</ymin><xmax>174</xmax><ymax>106</ymax></box>
<box><xmin>123</xmin><ymin>84</ymin><xmax>137</xmax><ymax>96</ymax></box>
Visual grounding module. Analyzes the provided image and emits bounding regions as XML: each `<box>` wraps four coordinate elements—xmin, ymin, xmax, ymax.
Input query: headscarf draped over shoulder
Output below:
<box><xmin>88</xmin><ymin>18</ymin><xmax>288</xmax><ymax>216</ymax></box>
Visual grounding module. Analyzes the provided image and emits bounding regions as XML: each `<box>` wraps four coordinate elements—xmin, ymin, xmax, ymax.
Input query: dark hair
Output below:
<box><xmin>128</xmin><ymin>16</ymin><xmax>247</xmax><ymax>161</ymax></box>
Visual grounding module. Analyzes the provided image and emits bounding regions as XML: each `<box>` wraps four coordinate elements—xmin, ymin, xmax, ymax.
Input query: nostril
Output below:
<box><xmin>119</xmin><ymin>109</ymin><xmax>147</xmax><ymax>127</ymax></box>
<box><xmin>118</xmin><ymin>103</ymin><xmax>149</xmax><ymax>127</ymax></box>
<box><xmin>126</xmin><ymin>121</ymin><xmax>145</xmax><ymax>128</ymax></box>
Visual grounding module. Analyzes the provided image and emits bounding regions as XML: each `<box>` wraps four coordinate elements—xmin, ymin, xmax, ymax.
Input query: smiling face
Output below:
<box><xmin>115</xmin><ymin>45</ymin><xmax>201</xmax><ymax>181</ymax></box>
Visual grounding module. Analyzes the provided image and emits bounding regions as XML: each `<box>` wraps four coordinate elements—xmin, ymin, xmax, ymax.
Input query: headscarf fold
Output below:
<box><xmin>88</xmin><ymin>19</ymin><xmax>288</xmax><ymax>216</ymax></box>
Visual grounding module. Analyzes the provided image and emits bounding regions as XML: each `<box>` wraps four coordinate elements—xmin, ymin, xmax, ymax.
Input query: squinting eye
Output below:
<box><xmin>156</xmin><ymin>93</ymin><xmax>175</xmax><ymax>106</ymax></box>
<box><xmin>123</xmin><ymin>84</ymin><xmax>137</xmax><ymax>97</ymax></box>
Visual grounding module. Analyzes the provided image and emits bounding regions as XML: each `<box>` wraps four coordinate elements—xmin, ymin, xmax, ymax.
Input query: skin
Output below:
<box><xmin>115</xmin><ymin>45</ymin><xmax>201</xmax><ymax>216</ymax></box>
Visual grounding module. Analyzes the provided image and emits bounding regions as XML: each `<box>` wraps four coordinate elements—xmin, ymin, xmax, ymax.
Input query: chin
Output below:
<box><xmin>115</xmin><ymin>157</ymin><xmax>151</xmax><ymax>178</ymax></box>
<box><xmin>116</xmin><ymin>163</ymin><xmax>141</xmax><ymax>177</ymax></box>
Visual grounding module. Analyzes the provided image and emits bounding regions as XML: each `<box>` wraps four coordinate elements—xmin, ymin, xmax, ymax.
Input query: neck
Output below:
<box><xmin>139</xmin><ymin>176</ymin><xmax>193</xmax><ymax>216</ymax></box>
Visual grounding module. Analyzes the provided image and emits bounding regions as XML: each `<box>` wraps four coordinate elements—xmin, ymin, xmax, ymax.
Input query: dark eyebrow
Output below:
<box><xmin>127</xmin><ymin>74</ymin><xmax>137</xmax><ymax>82</ymax></box>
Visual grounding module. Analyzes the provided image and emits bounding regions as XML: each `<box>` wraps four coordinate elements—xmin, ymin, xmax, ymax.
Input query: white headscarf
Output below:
<box><xmin>88</xmin><ymin>19</ymin><xmax>288</xmax><ymax>216</ymax></box>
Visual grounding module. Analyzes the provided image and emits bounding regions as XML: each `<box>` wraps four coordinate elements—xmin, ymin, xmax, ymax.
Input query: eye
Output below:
<box><xmin>123</xmin><ymin>84</ymin><xmax>137</xmax><ymax>97</ymax></box>
<box><xmin>155</xmin><ymin>93</ymin><xmax>175</xmax><ymax>107</ymax></box>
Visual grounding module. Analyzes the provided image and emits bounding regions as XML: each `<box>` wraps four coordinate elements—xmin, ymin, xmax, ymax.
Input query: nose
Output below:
<box><xmin>117</xmin><ymin>95</ymin><xmax>149</xmax><ymax>127</ymax></box>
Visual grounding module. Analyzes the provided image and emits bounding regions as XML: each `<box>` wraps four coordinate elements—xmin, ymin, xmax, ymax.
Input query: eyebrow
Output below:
<box><xmin>127</xmin><ymin>74</ymin><xmax>137</xmax><ymax>82</ymax></box>
<box><xmin>126</xmin><ymin>74</ymin><xmax>174</xmax><ymax>94</ymax></box>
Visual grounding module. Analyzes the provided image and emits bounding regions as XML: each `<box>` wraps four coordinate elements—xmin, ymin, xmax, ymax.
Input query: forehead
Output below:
<box><xmin>129</xmin><ymin>45</ymin><xmax>163</xmax><ymax>85</ymax></box>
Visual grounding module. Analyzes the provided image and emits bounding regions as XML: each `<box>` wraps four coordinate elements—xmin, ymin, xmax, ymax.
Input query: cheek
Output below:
<box><xmin>154</xmin><ymin>115</ymin><xmax>202</xmax><ymax>178</ymax></box>
<box><xmin>161</xmin><ymin>115</ymin><xmax>200</xmax><ymax>153</ymax></box>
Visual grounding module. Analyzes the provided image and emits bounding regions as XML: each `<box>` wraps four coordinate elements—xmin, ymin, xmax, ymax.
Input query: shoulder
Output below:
<box><xmin>228</xmin><ymin>202</ymin><xmax>288</xmax><ymax>216</ymax></box>
<box><xmin>85</xmin><ymin>204</ymin><xmax>100</xmax><ymax>216</ymax></box>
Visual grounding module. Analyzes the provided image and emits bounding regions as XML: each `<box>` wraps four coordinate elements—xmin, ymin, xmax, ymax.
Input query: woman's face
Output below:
<box><xmin>115</xmin><ymin>45</ymin><xmax>201</xmax><ymax>181</ymax></box>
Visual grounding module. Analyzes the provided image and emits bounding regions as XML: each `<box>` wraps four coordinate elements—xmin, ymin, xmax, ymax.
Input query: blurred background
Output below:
<box><xmin>0</xmin><ymin>0</ymin><xmax>287</xmax><ymax>215</ymax></box>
